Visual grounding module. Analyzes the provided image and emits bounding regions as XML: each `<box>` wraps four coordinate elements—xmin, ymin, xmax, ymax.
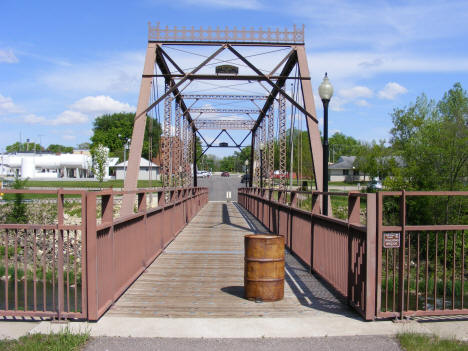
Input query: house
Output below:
<box><xmin>113</xmin><ymin>157</ymin><xmax>160</xmax><ymax>180</ymax></box>
<box><xmin>0</xmin><ymin>151</ymin><xmax>118</xmax><ymax>180</ymax></box>
<box><xmin>328</xmin><ymin>156</ymin><xmax>367</xmax><ymax>182</ymax></box>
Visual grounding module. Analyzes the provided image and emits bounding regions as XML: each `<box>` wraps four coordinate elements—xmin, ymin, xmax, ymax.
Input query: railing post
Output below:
<box><xmin>365</xmin><ymin>193</ymin><xmax>377</xmax><ymax>320</ymax></box>
<box><xmin>86</xmin><ymin>192</ymin><xmax>98</xmax><ymax>321</ymax></box>
<box><xmin>398</xmin><ymin>190</ymin><xmax>406</xmax><ymax>319</ymax></box>
<box><xmin>138</xmin><ymin>192</ymin><xmax>147</xmax><ymax>212</ymax></box>
<box><xmin>311</xmin><ymin>192</ymin><xmax>321</xmax><ymax>214</ymax></box>
<box><xmin>102</xmin><ymin>192</ymin><xmax>113</xmax><ymax>223</ymax></box>
<box><xmin>57</xmin><ymin>189</ymin><xmax>64</xmax><ymax>320</ymax></box>
<box><xmin>348</xmin><ymin>192</ymin><xmax>361</xmax><ymax>225</ymax></box>
<box><xmin>290</xmin><ymin>191</ymin><xmax>298</xmax><ymax>207</ymax></box>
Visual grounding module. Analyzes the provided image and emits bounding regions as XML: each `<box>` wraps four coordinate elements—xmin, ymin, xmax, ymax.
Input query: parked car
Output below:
<box><xmin>367</xmin><ymin>178</ymin><xmax>383</xmax><ymax>192</ymax></box>
<box><xmin>221</xmin><ymin>171</ymin><xmax>230</xmax><ymax>177</ymax></box>
<box><xmin>241</xmin><ymin>174</ymin><xmax>250</xmax><ymax>183</ymax></box>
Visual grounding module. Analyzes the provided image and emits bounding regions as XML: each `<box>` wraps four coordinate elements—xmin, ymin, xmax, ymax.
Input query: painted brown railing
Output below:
<box><xmin>86</xmin><ymin>187</ymin><xmax>208</xmax><ymax>321</ymax></box>
<box><xmin>0</xmin><ymin>189</ymin><xmax>87</xmax><ymax>319</ymax></box>
<box><xmin>0</xmin><ymin>186</ymin><xmax>208</xmax><ymax>320</ymax></box>
<box><xmin>238</xmin><ymin>187</ymin><xmax>377</xmax><ymax>320</ymax></box>
<box><xmin>377</xmin><ymin>191</ymin><xmax>468</xmax><ymax>319</ymax></box>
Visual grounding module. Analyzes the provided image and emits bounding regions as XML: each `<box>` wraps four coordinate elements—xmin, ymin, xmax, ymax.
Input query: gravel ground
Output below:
<box><xmin>84</xmin><ymin>336</ymin><xmax>402</xmax><ymax>351</ymax></box>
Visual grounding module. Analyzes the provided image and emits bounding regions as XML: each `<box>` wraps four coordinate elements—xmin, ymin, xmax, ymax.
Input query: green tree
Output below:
<box><xmin>6</xmin><ymin>142</ymin><xmax>43</xmax><ymax>153</ymax></box>
<box><xmin>90</xmin><ymin>144</ymin><xmax>109</xmax><ymax>186</ymax></box>
<box><xmin>6</xmin><ymin>176</ymin><xmax>28</xmax><ymax>224</ymax></box>
<box><xmin>91</xmin><ymin>113</ymin><xmax>161</xmax><ymax>161</ymax></box>
<box><xmin>389</xmin><ymin>83</ymin><xmax>468</xmax><ymax>191</ymax></box>
<box><xmin>47</xmin><ymin>144</ymin><xmax>74</xmax><ymax>153</ymax></box>
<box><xmin>328</xmin><ymin>132</ymin><xmax>361</xmax><ymax>163</ymax></box>
<box><xmin>77</xmin><ymin>142</ymin><xmax>90</xmax><ymax>150</ymax></box>
<box><xmin>354</xmin><ymin>141</ymin><xmax>397</xmax><ymax>180</ymax></box>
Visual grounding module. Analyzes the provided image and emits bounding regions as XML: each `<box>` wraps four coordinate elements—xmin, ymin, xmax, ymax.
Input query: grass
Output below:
<box><xmin>0</xmin><ymin>330</ymin><xmax>89</xmax><ymax>351</ymax></box>
<box><xmin>25</xmin><ymin>179</ymin><xmax>162</xmax><ymax>188</ymax></box>
<box><xmin>1</xmin><ymin>179</ymin><xmax>163</xmax><ymax>200</ymax></box>
<box><xmin>397</xmin><ymin>333</ymin><xmax>468</xmax><ymax>351</ymax></box>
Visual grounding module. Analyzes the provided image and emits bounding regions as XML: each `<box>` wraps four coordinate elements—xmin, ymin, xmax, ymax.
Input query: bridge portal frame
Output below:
<box><xmin>121</xmin><ymin>23</ymin><xmax>323</xmax><ymax>216</ymax></box>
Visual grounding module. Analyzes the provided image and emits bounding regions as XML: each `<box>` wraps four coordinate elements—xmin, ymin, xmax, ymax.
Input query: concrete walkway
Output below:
<box><xmin>2</xmin><ymin>201</ymin><xmax>468</xmax><ymax>342</ymax></box>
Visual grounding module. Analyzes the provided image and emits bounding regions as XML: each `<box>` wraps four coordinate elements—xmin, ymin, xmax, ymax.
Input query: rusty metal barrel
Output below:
<box><xmin>244</xmin><ymin>234</ymin><xmax>284</xmax><ymax>302</ymax></box>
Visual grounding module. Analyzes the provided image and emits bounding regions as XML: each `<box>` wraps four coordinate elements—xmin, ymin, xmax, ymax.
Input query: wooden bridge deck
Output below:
<box><xmin>107</xmin><ymin>202</ymin><xmax>348</xmax><ymax>318</ymax></box>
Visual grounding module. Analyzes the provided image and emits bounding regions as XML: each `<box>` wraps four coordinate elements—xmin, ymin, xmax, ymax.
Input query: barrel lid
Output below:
<box><xmin>244</xmin><ymin>234</ymin><xmax>279</xmax><ymax>239</ymax></box>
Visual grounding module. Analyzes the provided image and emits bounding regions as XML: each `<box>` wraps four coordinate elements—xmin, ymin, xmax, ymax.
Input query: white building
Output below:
<box><xmin>113</xmin><ymin>158</ymin><xmax>159</xmax><ymax>180</ymax></box>
<box><xmin>328</xmin><ymin>156</ymin><xmax>367</xmax><ymax>182</ymax></box>
<box><xmin>0</xmin><ymin>152</ymin><xmax>119</xmax><ymax>180</ymax></box>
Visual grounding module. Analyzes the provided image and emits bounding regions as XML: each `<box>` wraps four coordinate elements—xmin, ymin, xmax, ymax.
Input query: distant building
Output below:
<box><xmin>113</xmin><ymin>158</ymin><xmax>160</xmax><ymax>180</ymax></box>
<box><xmin>328</xmin><ymin>156</ymin><xmax>366</xmax><ymax>182</ymax></box>
<box><xmin>0</xmin><ymin>151</ymin><xmax>118</xmax><ymax>180</ymax></box>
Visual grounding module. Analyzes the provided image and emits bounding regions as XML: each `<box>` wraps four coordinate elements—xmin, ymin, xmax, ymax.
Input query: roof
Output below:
<box><xmin>329</xmin><ymin>156</ymin><xmax>356</xmax><ymax>170</ymax></box>
<box><xmin>114</xmin><ymin>157</ymin><xmax>159</xmax><ymax>168</ymax></box>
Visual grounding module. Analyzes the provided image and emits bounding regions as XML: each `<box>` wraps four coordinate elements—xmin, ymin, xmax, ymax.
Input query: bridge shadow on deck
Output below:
<box><xmin>233</xmin><ymin>202</ymin><xmax>358</xmax><ymax>319</ymax></box>
<box><xmin>107</xmin><ymin>201</ymin><xmax>359</xmax><ymax>319</ymax></box>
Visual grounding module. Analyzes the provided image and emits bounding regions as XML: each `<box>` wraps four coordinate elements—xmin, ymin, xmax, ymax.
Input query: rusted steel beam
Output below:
<box><xmin>194</xmin><ymin>119</ymin><xmax>255</xmax><ymax>130</ymax></box>
<box><xmin>181</xmin><ymin>94</ymin><xmax>268</xmax><ymax>100</ymax></box>
<box><xmin>250</xmin><ymin>50</ymin><xmax>298</xmax><ymax>134</ymax></box>
<box><xmin>155</xmin><ymin>46</ymin><xmax>195</xmax><ymax>131</ymax></box>
<box><xmin>148</xmin><ymin>23</ymin><xmax>305</xmax><ymax>44</ymax></box>
<box><xmin>135</xmin><ymin>45</ymin><xmax>226</xmax><ymax>123</ymax></box>
<box><xmin>227</xmin><ymin>45</ymin><xmax>318</xmax><ymax>124</ymax></box>
<box><xmin>143</xmin><ymin>74</ymin><xmax>310</xmax><ymax>80</ymax></box>
<box><xmin>189</xmin><ymin>108</ymin><xmax>259</xmax><ymax>114</ymax></box>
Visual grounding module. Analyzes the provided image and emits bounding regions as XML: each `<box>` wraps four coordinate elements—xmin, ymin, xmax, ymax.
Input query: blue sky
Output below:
<box><xmin>1</xmin><ymin>0</ymin><xmax>467</xmax><ymax>158</ymax></box>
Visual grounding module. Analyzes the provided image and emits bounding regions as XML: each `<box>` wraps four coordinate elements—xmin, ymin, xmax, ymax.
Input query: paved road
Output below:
<box><xmin>198</xmin><ymin>174</ymin><xmax>245</xmax><ymax>201</ymax></box>
<box><xmin>84</xmin><ymin>336</ymin><xmax>402</xmax><ymax>351</ymax></box>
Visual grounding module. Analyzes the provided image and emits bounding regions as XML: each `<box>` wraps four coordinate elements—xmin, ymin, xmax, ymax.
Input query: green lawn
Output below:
<box><xmin>398</xmin><ymin>333</ymin><xmax>468</xmax><ymax>351</ymax></box>
<box><xmin>0</xmin><ymin>331</ymin><xmax>89</xmax><ymax>351</ymax></box>
<box><xmin>25</xmin><ymin>179</ymin><xmax>162</xmax><ymax>188</ymax></box>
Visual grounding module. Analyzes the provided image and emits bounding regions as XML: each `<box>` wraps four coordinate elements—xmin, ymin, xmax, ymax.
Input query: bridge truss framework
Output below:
<box><xmin>120</xmin><ymin>23</ymin><xmax>323</xmax><ymax>215</ymax></box>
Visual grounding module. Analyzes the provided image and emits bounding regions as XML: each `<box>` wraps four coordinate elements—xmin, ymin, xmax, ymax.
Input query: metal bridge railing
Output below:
<box><xmin>0</xmin><ymin>187</ymin><xmax>208</xmax><ymax>321</ymax></box>
<box><xmin>238</xmin><ymin>187</ymin><xmax>468</xmax><ymax>320</ymax></box>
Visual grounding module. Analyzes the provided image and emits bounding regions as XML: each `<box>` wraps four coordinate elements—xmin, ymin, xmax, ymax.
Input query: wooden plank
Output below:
<box><xmin>107</xmin><ymin>202</ymin><xmax>318</xmax><ymax>318</ymax></box>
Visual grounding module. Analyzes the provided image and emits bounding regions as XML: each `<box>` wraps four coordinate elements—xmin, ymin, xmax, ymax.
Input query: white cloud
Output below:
<box><xmin>378</xmin><ymin>82</ymin><xmax>408</xmax><ymax>100</ymax></box>
<box><xmin>288</xmin><ymin>0</ymin><xmax>468</xmax><ymax>50</ymax></box>
<box><xmin>23</xmin><ymin>114</ymin><xmax>46</xmax><ymax>124</ymax></box>
<box><xmin>23</xmin><ymin>110</ymin><xmax>87</xmax><ymax>125</ymax></box>
<box><xmin>309</xmin><ymin>52</ymin><xmax>468</xmax><ymax>86</ymax></box>
<box><xmin>330</xmin><ymin>97</ymin><xmax>346</xmax><ymax>112</ymax></box>
<box><xmin>0</xmin><ymin>49</ymin><xmax>18</xmax><ymax>63</ymax></box>
<box><xmin>21</xmin><ymin>96</ymin><xmax>133</xmax><ymax>126</ymax></box>
<box><xmin>339</xmin><ymin>86</ymin><xmax>373</xmax><ymax>100</ymax></box>
<box><xmin>70</xmin><ymin>95</ymin><xmax>135</xmax><ymax>116</ymax></box>
<box><xmin>355</xmin><ymin>99</ymin><xmax>370</xmax><ymax>107</ymax></box>
<box><xmin>41</xmin><ymin>52</ymin><xmax>144</xmax><ymax>94</ymax></box>
<box><xmin>0</xmin><ymin>94</ymin><xmax>22</xmax><ymax>114</ymax></box>
<box><xmin>62</xmin><ymin>134</ymin><xmax>76</xmax><ymax>141</ymax></box>
<box><xmin>50</xmin><ymin>110</ymin><xmax>88</xmax><ymax>125</ymax></box>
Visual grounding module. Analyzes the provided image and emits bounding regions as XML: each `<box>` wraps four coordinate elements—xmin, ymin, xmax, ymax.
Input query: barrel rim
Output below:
<box><xmin>244</xmin><ymin>234</ymin><xmax>281</xmax><ymax>239</ymax></box>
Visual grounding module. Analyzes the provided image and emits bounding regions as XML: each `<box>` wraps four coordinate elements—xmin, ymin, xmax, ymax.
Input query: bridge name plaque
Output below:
<box><xmin>383</xmin><ymin>232</ymin><xmax>400</xmax><ymax>249</ymax></box>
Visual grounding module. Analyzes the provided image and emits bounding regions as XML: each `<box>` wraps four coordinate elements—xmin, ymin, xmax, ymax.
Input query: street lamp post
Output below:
<box><xmin>122</xmin><ymin>137</ymin><xmax>131</xmax><ymax>180</ymax></box>
<box><xmin>259</xmin><ymin>142</ymin><xmax>265</xmax><ymax>188</ymax></box>
<box><xmin>318</xmin><ymin>72</ymin><xmax>333</xmax><ymax>216</ymax></box>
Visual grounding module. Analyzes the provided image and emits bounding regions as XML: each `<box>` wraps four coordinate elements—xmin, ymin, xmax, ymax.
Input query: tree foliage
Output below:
<box><xmin>328</xmin><ymin>132</ymin><xmax>361</xmax><ymax>163</ymax></box>
<box><xmin>6</xmin><ymin>142</ymin><xmax>43</xmax><ymax>153</ymax></box>
<box><xmin>354</xmin><ymin>140</ymin><xmax>399</xmax><ymax>180</ymax></box>
<box><xmin>91</xmin><ymin>113</ymin><xmax>161</xmax><ymax>161</ymax></box>
<box><xmin>6</xmin><ymin>176</ymin><xmax>28</xmax><ymax>224</ymax></box>
<box><xmin>389</xmin><ymin>83</ymin><xmax>468</xmax><ymax>191</ymax></box>
<box><xmin>46</xmin><ymin>144</ymin><xmax>74</xmax><ymax>153</ymax></box>
<box><xmin>90</xmin><ymin>144</ymin><xmax>108</xmax><ymax>186</ymax></box>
